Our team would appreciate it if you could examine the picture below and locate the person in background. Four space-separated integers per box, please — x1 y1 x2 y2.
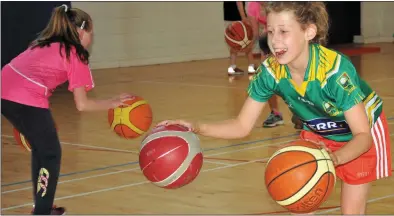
247 1 285 128
223 1 256 76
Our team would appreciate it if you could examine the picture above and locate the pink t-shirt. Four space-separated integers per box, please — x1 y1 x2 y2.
1 43 94 108
247 2 266 26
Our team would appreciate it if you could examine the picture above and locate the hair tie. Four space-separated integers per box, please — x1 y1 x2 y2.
80 21 85 30
62 4 68 12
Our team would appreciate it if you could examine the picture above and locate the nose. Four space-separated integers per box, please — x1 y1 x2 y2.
270 31 281 45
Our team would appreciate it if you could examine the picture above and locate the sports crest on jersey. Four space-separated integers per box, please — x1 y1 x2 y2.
322 101 340 116
336 72 356 94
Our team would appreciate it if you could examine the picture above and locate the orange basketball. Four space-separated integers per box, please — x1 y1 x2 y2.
108 95 153 139
224 21 253 51
139 124 203 189
264 140 336 214
13 128 32 152
12 124 58 152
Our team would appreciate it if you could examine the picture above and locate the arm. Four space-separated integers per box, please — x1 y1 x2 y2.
327 57 371 165
236 2 248 21
67 51 130 111
333 103 373 165
158 65 274 139
72 87 125 111
195 97 266 139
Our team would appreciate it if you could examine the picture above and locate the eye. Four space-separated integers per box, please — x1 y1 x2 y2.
267 30 273 34
280 30 288 34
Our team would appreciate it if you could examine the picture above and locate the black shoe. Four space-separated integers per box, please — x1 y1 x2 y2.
263 111 284 128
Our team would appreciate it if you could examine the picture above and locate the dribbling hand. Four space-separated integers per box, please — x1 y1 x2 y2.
156 120 199 133
305 139 339 166
110 93 134 108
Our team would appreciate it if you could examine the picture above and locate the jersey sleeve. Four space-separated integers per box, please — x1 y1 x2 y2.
67 50 95 92
328 56 366 111
247 65 275 102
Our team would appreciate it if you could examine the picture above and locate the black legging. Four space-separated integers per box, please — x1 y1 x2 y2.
1 99 61 215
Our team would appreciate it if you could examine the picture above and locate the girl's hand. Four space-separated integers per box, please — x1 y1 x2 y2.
304 139 339 166
110 93 135 108
116 93 134 100
323 147 339 166
110 98 129 108
156 120 200 133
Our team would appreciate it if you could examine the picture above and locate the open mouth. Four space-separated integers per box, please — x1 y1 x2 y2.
274 48 288 57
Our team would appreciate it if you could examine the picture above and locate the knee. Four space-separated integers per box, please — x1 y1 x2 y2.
31 133 62 160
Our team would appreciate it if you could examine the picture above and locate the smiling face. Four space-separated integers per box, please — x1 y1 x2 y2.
266 10 316 66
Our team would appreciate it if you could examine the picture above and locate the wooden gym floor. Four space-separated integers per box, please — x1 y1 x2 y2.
2 43 394 215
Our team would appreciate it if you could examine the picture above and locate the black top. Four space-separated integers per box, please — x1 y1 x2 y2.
223 1 245 21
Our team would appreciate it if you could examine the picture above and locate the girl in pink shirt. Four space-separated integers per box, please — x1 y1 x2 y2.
247 2 285 128
1 5 130 215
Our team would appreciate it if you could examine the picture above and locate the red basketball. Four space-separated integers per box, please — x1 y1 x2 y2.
139 124 203 189
265 140 336 213
224 21 254 51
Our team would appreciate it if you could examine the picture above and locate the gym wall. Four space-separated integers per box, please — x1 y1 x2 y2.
356 2 394 43
71 1 394 70
71 2 229 70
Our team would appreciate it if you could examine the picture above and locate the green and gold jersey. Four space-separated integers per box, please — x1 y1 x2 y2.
248 43 383 142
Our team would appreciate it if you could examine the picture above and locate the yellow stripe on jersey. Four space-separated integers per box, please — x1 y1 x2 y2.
316 46 342 87
307 46 317 81
263 57 288 83
260 44 343 94
364 91 383 127
288 79 309 97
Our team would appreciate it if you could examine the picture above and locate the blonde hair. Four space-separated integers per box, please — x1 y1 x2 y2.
30 5 92 64
265 2 329 45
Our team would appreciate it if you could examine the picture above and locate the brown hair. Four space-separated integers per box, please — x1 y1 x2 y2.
265 2 329 45
30 5 92 64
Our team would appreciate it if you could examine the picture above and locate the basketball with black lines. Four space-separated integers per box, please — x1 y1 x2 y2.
224 21 253 51
108 96 153 139
264 140 336 214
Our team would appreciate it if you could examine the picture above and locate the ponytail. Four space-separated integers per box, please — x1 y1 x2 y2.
30 5 92 64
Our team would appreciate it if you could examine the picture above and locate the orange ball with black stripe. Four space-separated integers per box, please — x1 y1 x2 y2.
264 140 336 214
108 95 153 139
13 128 32 152
13 124 58 152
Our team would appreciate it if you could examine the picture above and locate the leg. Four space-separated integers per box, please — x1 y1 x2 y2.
1 99 25 133
341 182 371 214
21 109 62 215
3 100 63 215
225 20 244 76
246 49 256 75
335 111 391 214
246 17 259 75
262 95 284 128
268 95 279 112
31 149 41 205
